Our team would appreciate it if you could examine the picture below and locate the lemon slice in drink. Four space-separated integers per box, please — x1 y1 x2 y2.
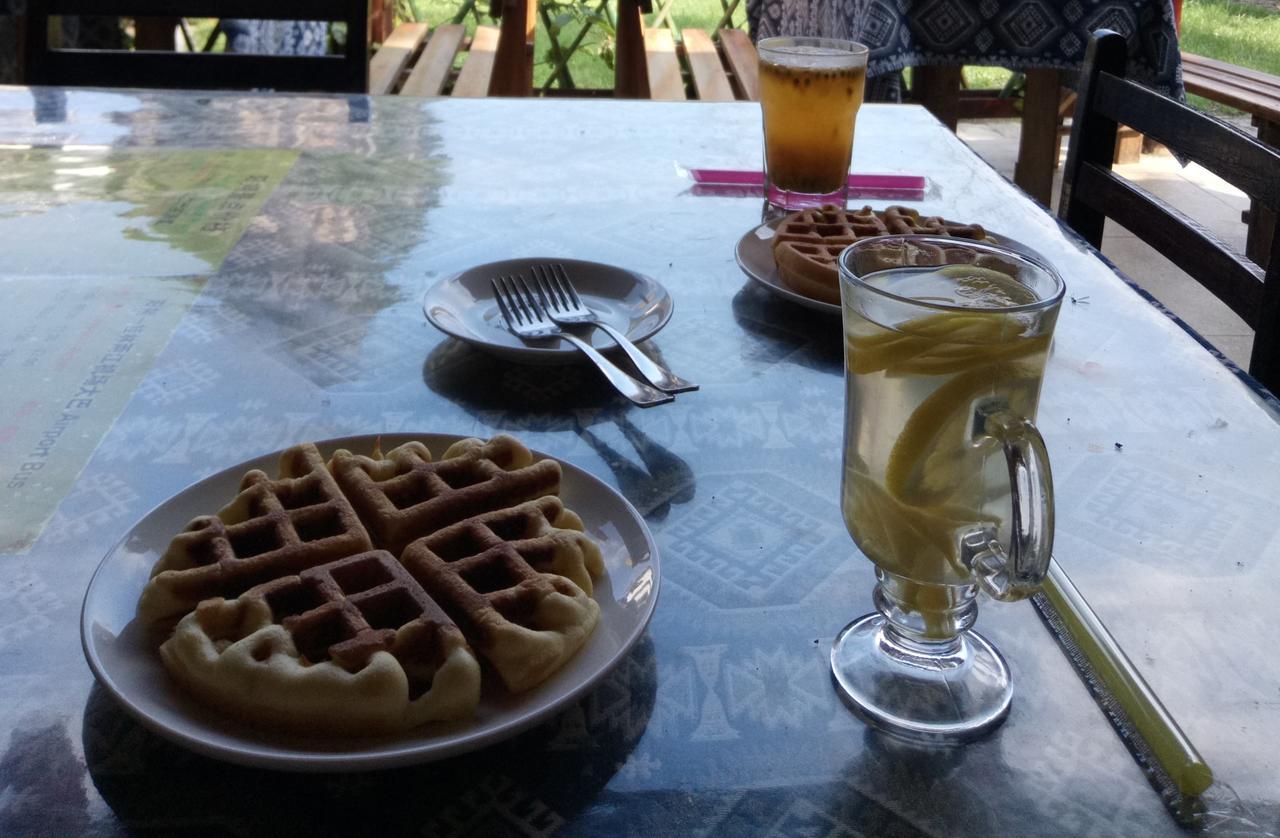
844 462 995 583
883 357 1044 507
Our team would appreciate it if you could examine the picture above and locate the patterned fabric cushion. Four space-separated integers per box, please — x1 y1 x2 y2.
747 0 1183 99
221 20 330 56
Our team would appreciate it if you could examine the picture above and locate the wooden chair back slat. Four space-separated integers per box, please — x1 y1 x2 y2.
27 51 365 92
718 28 758 100
41 0 356 16
1060 29 1280 394
1075 163 1265 323
1092 74 1280 210
25 0 369 92
368 21 429 95
681 28 734 101
399 23 465 97
643 28 685 101
452 25 500 97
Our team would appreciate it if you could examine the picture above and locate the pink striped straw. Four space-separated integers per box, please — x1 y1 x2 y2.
687 169 925 192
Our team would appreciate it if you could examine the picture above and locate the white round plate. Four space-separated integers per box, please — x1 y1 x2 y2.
81 433 660 772
734 220 1040 315
423 258 674 365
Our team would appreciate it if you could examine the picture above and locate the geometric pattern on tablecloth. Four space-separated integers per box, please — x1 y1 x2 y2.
133 357 221 407
40 472 140 543
94 415 186 463
722 645 831 732
179 300 253 344
749 0 1183 98
1064 458 1278 576
662 473 844 609
275 314 427 391
0 569 60 650
916 0 980 50
997 0 1063 54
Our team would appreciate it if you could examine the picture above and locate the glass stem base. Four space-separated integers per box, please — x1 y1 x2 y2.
765 182 848 211
830 573 1012 742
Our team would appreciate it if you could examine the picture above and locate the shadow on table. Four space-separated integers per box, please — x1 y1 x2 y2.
82 636 658 836
422 338 672 414
730 284 843 374
824 727 1036 834
571 413 695 522
421 341 697 522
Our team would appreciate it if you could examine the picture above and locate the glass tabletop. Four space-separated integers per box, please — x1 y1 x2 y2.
0 87 1276 836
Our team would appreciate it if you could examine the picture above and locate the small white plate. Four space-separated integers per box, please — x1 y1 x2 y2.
734 220 1039 316
81 433 660 772
423 258 674 365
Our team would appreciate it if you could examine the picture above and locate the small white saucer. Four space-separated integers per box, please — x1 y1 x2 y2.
423 258 674 365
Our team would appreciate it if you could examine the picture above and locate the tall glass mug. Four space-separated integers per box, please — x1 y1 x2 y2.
831 236 1064 741
758 37 868 210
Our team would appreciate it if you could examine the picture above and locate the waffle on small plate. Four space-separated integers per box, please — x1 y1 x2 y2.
771 205 989 305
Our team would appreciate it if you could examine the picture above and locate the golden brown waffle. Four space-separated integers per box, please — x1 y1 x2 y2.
771 204 989 305
329 436 561 557
402 531 600 694
160 550 481 732
138 444 374 626
140 433 607 731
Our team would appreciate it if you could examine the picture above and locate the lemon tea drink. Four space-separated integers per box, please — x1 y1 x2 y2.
842 262 1053 588
840 239 1062 616
758 37 868 209
830 237 1064 740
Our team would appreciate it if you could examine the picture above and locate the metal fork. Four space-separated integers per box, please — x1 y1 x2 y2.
490 276 673 407
531 264 699 393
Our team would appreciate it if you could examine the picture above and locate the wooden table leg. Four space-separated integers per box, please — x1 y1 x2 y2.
1246 117 1277 270
912 65 960 131
614 0 650 98
134 17 179 51
490 0 535 95
1014 68 1060 206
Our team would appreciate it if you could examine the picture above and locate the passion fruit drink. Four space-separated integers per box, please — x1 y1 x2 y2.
841 265 1054 633
758 37 868 206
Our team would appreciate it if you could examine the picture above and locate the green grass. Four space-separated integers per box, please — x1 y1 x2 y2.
1181 0 1280 112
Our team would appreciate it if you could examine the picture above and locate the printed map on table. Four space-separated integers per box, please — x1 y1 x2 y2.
0 276 206 553
0 147 298 275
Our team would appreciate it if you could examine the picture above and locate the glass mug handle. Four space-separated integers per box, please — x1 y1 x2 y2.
961 401 1055 602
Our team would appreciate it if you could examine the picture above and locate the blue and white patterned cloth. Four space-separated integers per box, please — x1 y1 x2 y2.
747 0 1184 99
221 20 329 56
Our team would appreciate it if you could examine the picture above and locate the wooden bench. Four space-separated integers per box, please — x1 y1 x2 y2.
369 22 496 96
369 22 512 97
634 27 758 101
1182 52 1280 269
369 0 534 97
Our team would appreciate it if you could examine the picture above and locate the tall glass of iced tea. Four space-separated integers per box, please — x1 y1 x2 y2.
758 37 868 210
831 236 1064 742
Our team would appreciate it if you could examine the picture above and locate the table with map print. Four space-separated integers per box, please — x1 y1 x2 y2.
0 86 1277 836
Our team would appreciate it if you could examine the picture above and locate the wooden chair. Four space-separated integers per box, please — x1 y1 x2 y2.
1181 52 1280 268
24 0 369 93
1060 30 1280 393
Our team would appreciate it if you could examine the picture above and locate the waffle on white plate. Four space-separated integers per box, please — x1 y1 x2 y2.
139 434 604 734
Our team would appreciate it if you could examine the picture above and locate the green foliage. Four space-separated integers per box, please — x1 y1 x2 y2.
1182 0 1280 112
